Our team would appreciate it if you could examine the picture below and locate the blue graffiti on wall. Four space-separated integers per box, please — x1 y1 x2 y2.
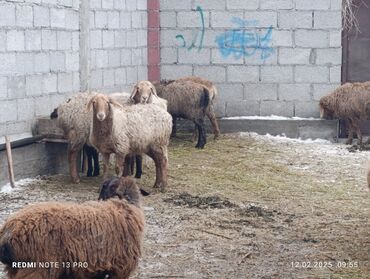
215 17 274 61
175 6 205 52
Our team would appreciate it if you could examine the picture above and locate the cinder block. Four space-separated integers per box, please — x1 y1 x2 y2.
278 11 312 29
295 66 329 83
65 51 79 71
91 0 101 8
108 49 121 68
260 100 294 117
0 3 15 27
16 5 33 27
279 48 311 65
108 11 120 29
160 29 180 47
125 0 136 10
121 49 132 66
72 31 79 51
114 68 126 85
72 72 80 91
0 77 7 100
192 0 225 10
312 83 338 100
271 30 293 47
161 0 191 10
260 0 293 10
193 66 226 82
226 100 259 117
8 76 25 99
96 49 109 68
211 48 244 65
314 11 341 29
33 5 49 27
132 48 144 65
178 48 211 64
58 0 73 7
261 66 294 82
126 30 138 47
0 53 16 75
17 98 35 121
226 0 258 9
95 11 108 28
57 31 72 50
316 48 342 65
244 11 278 28
244 83 278 101
137 0 146 10
34 53 50 73
137 30 147 47
160 11 176 28
42 29 57 50
0 101 17 122
42 73 58 93
65 10 79 30
126 66 138 84
34 95 52 117
114 30 126 48
90 69 103 89
137 65 147 80
103 69 115 87
330 0 342 10
102 30 115 48
50 52 66 72
161 65 192 80
58 72 73 92
161 47 177 64
90 30 102 49
177 11 209 28
329 30 341 47
211 11 243 28
227 65 259 82
278 83 311 101
26 75 43 97
295 30 329 48
296 0 330 10
102 0 114 9
114 0 125 9
132 11 145 28
120 11 131 28
216 83 243 103
25 30 41 51
244 50 278 65
329 66 341 83
0 31 6 51
214 100 226 117
294 101 320 117
16 53 34 74
7 30 25 51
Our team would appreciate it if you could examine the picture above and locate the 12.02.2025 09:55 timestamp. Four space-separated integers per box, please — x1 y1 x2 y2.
291 261 359 269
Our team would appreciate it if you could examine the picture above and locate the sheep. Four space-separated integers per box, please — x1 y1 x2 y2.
87 93 172 190
81 143 100 177
129 80 168 111
319 82 370 145
177 76 221 141
50 92 141 183
153 79 210 149
0 176 145 279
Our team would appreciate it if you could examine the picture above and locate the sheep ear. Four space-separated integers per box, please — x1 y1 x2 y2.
129 85 138 101
109 98 123 108
86 97 95 112
150 85 158 97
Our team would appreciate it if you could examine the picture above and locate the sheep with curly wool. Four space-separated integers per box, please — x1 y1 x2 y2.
0 176 145 279
88 93 172 190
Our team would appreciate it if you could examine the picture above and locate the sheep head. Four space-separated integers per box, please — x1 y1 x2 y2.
87 94 123 122
98 177 143 207
319 96 334 119
130 81 158 104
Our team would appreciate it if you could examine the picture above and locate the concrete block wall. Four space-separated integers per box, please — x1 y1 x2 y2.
89 0 148 93
0 0 80 138
159 0 342 117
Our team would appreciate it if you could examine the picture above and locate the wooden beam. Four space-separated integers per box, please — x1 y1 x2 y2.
5 136 15 188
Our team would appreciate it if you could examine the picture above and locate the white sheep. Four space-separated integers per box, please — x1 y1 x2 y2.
0 177 145 279
87 93 172 190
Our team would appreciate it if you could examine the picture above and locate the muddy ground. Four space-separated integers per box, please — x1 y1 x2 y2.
0 133 369 279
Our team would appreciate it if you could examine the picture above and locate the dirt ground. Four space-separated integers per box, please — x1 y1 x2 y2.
0 132 369 279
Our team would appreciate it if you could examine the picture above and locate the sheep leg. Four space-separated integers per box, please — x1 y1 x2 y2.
147 147 168 191
195 119 207 149
68 147 81 183
346 120 354 145
171 117 177 137
115 155 125 176
81 146 88 174
102 153 111 179
86 147 93 177
92 148 100 176
122 155 134 177
353 121 363 146
135 155 143 178
207 105 220 140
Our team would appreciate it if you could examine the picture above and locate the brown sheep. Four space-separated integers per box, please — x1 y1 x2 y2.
0 177 144 279
319 82 370 145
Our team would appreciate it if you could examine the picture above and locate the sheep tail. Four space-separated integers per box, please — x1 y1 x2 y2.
200 87 210 109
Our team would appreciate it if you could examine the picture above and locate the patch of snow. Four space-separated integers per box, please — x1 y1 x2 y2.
241 132 331 145
0 178 39 194
223 115 320 121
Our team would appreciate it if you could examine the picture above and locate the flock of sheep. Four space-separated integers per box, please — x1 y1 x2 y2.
0 75 369 278
0 76 221 279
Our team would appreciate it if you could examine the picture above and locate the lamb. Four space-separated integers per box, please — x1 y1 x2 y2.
129 80 168 111
319 82 370 145
0 176 145 279
87 93 172 190
50 92 141 183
